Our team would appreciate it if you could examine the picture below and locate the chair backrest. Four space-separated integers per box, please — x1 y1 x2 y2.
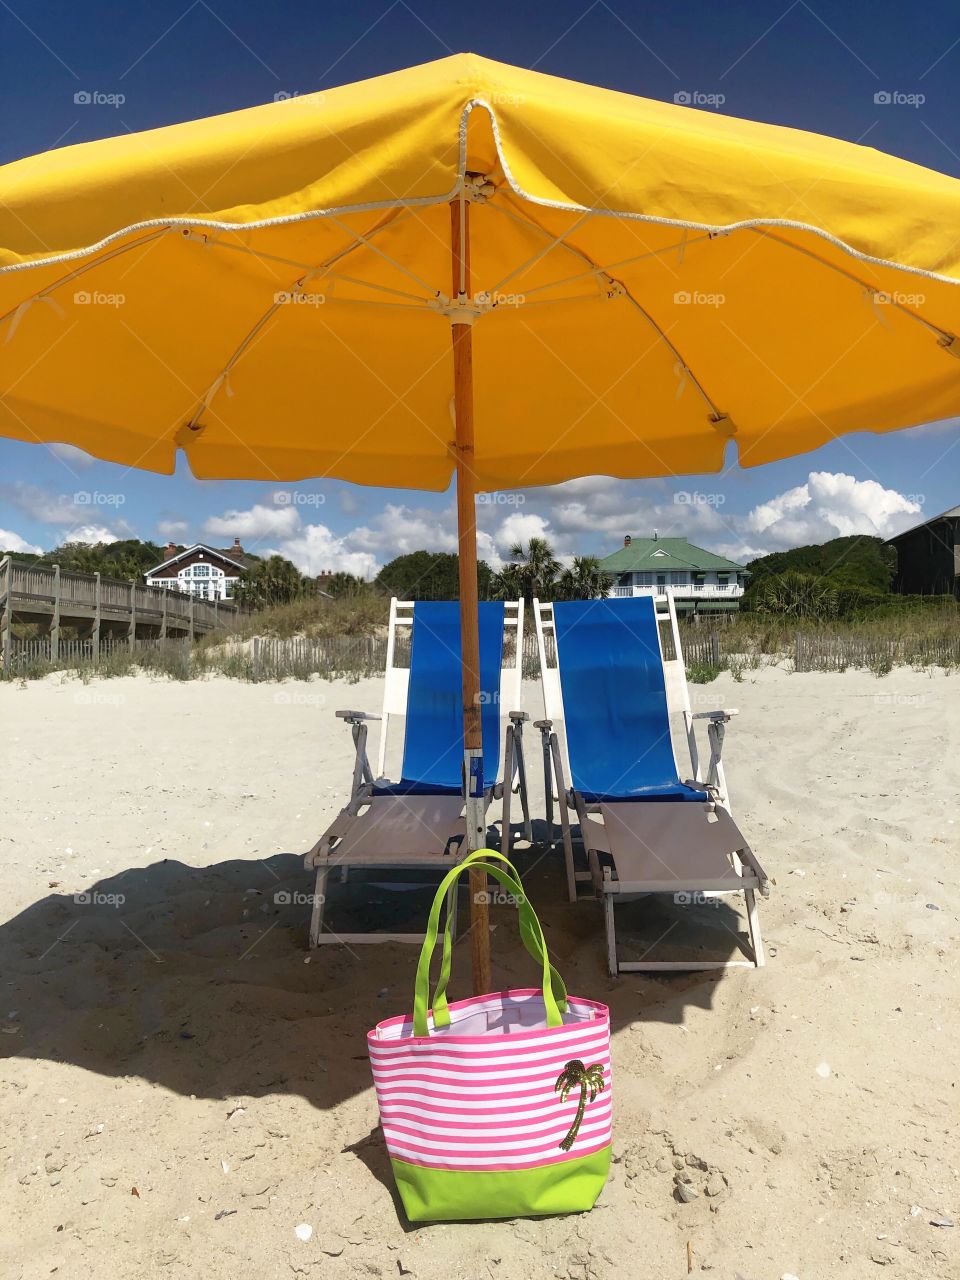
535 596 696 800
376 598 524 787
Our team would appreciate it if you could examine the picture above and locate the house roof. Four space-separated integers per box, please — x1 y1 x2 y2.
146 543 254 574
885 504 960 544
599 537 747 574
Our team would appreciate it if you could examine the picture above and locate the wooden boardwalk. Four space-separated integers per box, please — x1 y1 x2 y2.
0 556 238 664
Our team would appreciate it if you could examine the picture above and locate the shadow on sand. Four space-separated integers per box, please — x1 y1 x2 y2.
0 822 751 1124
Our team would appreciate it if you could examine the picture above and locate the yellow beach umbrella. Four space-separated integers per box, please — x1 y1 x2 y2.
2 53 960 987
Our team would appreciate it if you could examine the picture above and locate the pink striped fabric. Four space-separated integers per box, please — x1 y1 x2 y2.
369 988 612 1172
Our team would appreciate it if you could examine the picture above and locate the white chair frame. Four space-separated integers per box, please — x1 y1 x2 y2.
533 594 769 974
304 598 531 947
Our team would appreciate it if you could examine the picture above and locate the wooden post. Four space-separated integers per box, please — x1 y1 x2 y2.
160 586 167 640
128 579 136 649
1 557 11 670
188 593 195 641
451 194 491 997
92 572 101 661
50 564 61 661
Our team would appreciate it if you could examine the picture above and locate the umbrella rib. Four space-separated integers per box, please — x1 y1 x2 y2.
0 229 170 328
510 233 716 301
492 195 725 423
751 227 958 348
327 211 441 299
182 207 431 430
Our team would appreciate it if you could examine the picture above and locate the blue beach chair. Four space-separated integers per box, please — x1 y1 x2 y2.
304 598 530 947
534 594 769 974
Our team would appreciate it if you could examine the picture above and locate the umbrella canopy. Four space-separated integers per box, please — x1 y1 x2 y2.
2 52 960 487
3 53 959 991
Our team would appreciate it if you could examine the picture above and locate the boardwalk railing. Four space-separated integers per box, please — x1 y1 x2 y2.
1 555 241 665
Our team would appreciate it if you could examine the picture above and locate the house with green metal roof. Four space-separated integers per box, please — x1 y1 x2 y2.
599 534 749 613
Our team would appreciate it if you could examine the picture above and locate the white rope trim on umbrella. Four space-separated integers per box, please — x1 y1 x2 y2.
1 95 959 298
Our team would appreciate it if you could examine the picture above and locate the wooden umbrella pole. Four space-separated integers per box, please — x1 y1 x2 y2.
450 193 491 996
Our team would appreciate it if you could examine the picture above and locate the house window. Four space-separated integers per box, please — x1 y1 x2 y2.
669 572 686 586
194 564 211 577
637 572 653 585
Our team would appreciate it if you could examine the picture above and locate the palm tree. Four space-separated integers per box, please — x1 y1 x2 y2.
556 555 612 601
554 1058 605 1151
492 536 562 602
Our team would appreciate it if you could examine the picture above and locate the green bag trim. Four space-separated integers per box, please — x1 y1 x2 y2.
392 1145 611 1222
412 849 568 1038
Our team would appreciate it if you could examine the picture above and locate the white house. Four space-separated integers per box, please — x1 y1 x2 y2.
145 539 250 601
600 534 749 615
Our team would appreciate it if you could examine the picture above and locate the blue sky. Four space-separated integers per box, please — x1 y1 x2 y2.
1 0 958 572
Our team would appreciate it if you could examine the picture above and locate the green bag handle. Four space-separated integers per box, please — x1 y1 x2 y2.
429 850 568 1031
412 849 568 1038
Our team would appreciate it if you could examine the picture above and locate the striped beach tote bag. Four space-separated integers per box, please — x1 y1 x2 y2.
368 850 612 1222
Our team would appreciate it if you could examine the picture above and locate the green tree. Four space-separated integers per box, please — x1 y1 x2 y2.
555 555 612 601
753 570 839 620
232 555 312 609
375 550 493 600
492 537 562 603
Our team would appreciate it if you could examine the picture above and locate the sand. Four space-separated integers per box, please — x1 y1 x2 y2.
0 665 957 1279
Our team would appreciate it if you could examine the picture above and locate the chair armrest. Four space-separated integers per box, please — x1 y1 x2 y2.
508 710 529 723
690 709 738 722
336 710 382 722
533 718 553 730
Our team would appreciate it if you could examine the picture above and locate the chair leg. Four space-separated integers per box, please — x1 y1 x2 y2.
550 734 577 903
515 730 533 844
540 728 554 848
745 887 765 967
602 871 618 977
308 867 329 949
501 725 515 859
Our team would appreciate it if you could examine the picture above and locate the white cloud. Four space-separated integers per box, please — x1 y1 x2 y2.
157 519 189 539
203 503 300 542
0 528 43 554
271 523 378 579
739 471 922 556
63 525 119 545
47 443 96 469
